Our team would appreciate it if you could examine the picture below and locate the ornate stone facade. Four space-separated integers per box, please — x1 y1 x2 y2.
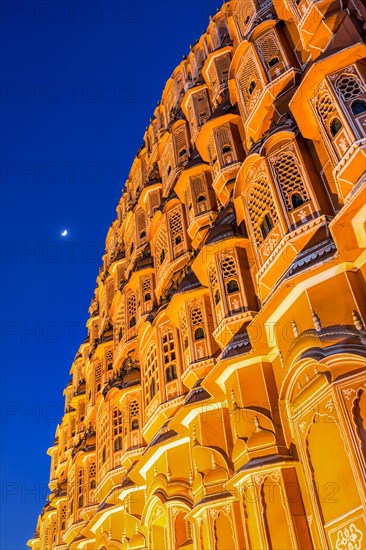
28 1 366 549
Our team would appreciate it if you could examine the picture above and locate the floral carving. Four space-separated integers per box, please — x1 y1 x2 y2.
335 523 363 550
343 388 356 401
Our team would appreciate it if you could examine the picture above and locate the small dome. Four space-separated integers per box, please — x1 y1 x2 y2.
246 421 276 451
204 465 228 485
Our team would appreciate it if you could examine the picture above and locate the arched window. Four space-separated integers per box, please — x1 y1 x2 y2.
99 414 109 471
162 330 177 382
222 144 232 154
106 349 113 371
150 378 156 400
194 327 205 340
127 293 137 331
112 407 123 452
155 227 168 275
227 280 239 294
131 418 139 430
248 80 256 95
260 213 274 239
291 192 304 208
352 99 366 115
114 435 123 451
197 194 206 203
60 504 66 531
268 56 279 67
317 92 340 141
144 292 151 301
214 289 221 305
166 364 177 382
274 151 309 211
248 176 279 245
330 117 342 136
144 344 159 405
160 248 165 264
94 360 102 393
169 209 184 254
77 469 84 508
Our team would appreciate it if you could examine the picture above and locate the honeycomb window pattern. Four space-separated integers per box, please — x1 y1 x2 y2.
98 413 109 469
129 400 139 429
256 30 282 70
149 190 161 215
174 126 189 163
162 138 175 183
221 255 238 279
215 54 231 85
209 263 222 307
115 304 125 343
94 360 102 393
88 460 96 489
193 92 211 126
142 276 152 303
68 472 74 516
336 74 363 102
105 349 113 372
52 517 57 544
60 504 66 531
237 51 262 108
235 0 256 39
155 227 168 274
317 92 340 137
215 126 235 162
77 468 84 508
144 344 159 405
127 292 137 329
248 177 279 245
209 264 219 291
43 521 49 549
179 308 189 351
191 305 205 341
274 152 309 211
190 305 204 326
136 209 147 244
184 186 193 220
169 209 184 251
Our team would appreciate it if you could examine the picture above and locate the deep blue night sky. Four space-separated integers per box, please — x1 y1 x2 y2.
0 1 222 547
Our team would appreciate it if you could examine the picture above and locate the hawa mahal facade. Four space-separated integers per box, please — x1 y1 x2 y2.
29 0 366 548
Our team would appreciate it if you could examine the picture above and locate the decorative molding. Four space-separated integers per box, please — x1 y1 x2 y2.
335 523 363 550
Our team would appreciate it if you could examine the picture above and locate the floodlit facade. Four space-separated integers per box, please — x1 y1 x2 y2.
28 1 366 549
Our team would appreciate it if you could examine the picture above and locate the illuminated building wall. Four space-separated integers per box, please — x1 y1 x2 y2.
29 1 366 548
